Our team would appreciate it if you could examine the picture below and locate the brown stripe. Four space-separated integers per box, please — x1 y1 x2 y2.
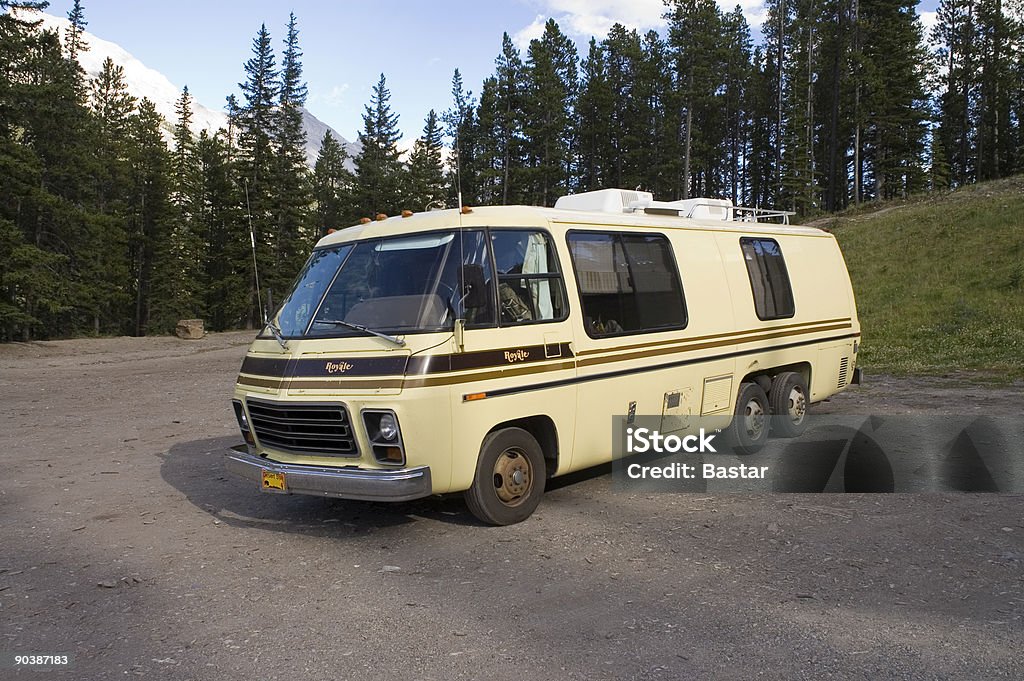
237 375 405 390
403 360 576 388
239 361 577 391
473 331 861 401
577 323 852 368
408 342 574 375
236 324 855 391
237 376 284 389
574 317 852 356
282 379 406 390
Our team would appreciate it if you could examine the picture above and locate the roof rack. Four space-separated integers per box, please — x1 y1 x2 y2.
554 189 795 225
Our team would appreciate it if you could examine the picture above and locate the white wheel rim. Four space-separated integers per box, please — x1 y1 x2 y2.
744 399 766 440
788 386 807 425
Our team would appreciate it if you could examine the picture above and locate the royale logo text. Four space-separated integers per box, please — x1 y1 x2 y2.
325 361 354 374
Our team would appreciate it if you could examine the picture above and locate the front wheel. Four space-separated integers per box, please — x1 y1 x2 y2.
724 382 771 455
464 427 546 526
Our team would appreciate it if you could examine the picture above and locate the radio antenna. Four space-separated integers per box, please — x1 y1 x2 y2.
453 125 463 212
244 178 265 325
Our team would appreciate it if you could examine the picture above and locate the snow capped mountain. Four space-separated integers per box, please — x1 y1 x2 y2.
26 11 358 167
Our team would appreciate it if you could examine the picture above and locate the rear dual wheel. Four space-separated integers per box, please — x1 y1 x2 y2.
725 382 771 455
769 371 809 438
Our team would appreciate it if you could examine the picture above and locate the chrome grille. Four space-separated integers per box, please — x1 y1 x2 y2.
246 399 357 456
838 357 850 388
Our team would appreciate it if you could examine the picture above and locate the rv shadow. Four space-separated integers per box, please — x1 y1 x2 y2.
157 436 480 533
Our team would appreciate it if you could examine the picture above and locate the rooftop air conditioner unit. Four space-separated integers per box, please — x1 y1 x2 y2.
554 189 654 214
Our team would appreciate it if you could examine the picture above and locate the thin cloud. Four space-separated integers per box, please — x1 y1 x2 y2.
310 83 351 109
513 14 547 50
513 0 769 47
919 10 938 34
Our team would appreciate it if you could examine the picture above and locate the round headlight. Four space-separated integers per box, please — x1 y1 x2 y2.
378 413 398 441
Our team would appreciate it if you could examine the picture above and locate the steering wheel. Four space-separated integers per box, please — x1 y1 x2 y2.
435 281 460 324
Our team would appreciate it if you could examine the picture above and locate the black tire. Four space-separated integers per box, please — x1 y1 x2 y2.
769 371 810 438
724 382 770 455
464 427 546 525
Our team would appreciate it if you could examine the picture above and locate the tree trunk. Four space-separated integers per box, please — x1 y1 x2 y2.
853 0 861 205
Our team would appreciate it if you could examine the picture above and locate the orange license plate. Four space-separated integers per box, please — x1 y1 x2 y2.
261 470 287 492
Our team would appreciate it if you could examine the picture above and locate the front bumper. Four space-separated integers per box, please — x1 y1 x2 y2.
224 446 432 502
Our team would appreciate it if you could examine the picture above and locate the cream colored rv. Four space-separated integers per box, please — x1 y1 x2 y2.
224 189 860 524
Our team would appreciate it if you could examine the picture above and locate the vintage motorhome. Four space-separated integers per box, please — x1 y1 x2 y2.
224 189 861 524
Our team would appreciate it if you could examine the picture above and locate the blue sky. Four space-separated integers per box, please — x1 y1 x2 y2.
44 1 940 143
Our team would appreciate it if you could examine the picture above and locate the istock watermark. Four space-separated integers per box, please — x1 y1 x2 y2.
623 426 768 482
625 426 718 454
611 414 1024 493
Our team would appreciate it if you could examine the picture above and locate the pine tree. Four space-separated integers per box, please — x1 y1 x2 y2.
933 0 978 186
973 0 1021 179
475 75 501 203
522 19 578 205
778 0 821 214
443 69 481 206
269 12 312 294
637 30 678 197
486 33 526 204
721 10 753 205
603 24 645 192
126 99 172 334
2 19 96 338
148 88 204 333
576 37 614 192
197 130 249 331
64 0 88 61
312 131 354 233
816 0 856 211
666 0 726 199
89 57 135 211
353 73 404 216
761 0 790 205
235 24 277 326
860 0 929 200
169 86 199 208
747 47 779 208
406 109 446 211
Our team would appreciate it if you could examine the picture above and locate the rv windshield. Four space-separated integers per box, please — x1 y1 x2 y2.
268 230 495 339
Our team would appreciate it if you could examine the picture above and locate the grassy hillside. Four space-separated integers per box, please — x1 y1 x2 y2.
813 176 1024 380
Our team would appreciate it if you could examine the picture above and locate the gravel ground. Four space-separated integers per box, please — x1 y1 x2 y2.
1 332 1022 680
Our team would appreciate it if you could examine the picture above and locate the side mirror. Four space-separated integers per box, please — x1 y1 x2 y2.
460 265 488 310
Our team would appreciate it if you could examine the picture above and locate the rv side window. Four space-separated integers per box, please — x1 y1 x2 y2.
740 237 795 320
567 232 687 338
490 230 568 325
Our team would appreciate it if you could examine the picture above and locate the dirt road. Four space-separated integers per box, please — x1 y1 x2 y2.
2 333 1022 680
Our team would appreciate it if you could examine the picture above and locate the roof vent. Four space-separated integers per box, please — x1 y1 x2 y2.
656 198 733 221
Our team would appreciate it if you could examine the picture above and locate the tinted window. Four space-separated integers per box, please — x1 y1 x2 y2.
740 237 795 320
271 230 497 339
490 230 567 325
567 232 687 337
274 245 353 336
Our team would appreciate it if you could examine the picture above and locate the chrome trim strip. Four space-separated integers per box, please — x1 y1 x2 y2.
223 446 432 502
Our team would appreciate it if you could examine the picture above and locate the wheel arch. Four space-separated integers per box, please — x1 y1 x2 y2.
485 415 559 478
741 361 812 394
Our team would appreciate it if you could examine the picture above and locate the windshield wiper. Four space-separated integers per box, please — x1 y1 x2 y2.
313 319 406 346
266 320 288 350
